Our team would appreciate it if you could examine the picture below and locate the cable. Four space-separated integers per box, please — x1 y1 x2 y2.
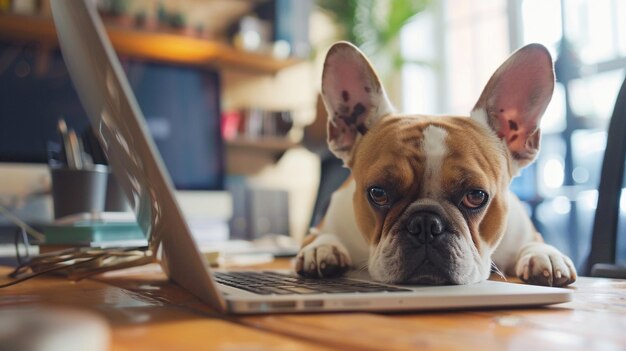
1 246 152 288
0 203 45 243
0 254 105 288
14 227 30 265
0 203 155 288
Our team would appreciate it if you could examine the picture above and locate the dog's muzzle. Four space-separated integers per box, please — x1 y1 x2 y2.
391 209 459 284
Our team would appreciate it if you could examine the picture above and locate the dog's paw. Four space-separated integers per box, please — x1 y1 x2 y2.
295 239 351 278
515 243 577 287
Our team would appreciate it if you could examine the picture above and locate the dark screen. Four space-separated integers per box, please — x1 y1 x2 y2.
0 42 224 190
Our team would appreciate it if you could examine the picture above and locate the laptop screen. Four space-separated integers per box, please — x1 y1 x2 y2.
51 0 227 311
50 1 179 250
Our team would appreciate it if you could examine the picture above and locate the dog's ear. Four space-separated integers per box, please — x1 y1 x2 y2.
471 43 554 174
321 42 394 165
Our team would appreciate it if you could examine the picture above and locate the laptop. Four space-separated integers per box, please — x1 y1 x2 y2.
50 0 572 314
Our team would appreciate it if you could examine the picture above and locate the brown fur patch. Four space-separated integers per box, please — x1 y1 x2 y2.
441 118 509 250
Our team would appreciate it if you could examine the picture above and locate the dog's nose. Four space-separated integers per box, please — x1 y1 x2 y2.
407 212 444 242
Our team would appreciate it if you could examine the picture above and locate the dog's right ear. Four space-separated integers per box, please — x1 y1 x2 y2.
321 42 394 166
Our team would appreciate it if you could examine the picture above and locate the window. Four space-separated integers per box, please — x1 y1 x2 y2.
401 0 626 270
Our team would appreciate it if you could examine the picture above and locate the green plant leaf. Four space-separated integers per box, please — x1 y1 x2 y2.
316 0 432 79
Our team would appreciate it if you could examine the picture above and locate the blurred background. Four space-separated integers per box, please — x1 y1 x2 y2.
0 0 624 272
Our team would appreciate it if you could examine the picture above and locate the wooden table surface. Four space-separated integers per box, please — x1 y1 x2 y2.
1 260 626 351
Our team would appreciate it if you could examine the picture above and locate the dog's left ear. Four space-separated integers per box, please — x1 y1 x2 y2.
321 42 394 165
471 43 554 174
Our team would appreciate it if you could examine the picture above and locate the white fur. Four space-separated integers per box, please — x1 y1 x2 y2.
422 125 448 197
493 192 577 283
491 191 537 274
297 180 370 276
470 108 490 129
317 180 370 267
301 232 351 274
514 242 577 283
367 232 399 282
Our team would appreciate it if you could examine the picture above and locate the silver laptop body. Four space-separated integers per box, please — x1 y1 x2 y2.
50 0 572 314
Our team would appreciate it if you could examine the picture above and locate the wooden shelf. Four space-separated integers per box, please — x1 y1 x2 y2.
0 13 301 73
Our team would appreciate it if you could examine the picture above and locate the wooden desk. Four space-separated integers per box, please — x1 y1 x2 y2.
2 262 626 351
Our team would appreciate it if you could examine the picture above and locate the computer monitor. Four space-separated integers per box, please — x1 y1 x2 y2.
0 41 224 192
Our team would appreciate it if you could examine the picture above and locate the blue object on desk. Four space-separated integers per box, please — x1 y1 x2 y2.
43 221 145 245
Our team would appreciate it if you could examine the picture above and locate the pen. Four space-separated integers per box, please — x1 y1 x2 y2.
68 129 83 169
57 118 74 168
77 133 93 167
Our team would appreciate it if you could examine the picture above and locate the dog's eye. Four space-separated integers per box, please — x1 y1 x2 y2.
461 190 488 209
368 187 390 207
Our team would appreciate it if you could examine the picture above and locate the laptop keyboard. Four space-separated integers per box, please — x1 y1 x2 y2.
214 271 412 295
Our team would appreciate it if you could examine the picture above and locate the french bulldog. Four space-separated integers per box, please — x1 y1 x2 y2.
295 42 577 287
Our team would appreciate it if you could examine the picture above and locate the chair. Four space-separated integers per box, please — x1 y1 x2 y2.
303 95 350 227
586 75 626 277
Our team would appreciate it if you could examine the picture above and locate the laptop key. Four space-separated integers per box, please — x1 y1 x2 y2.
216 271 413 295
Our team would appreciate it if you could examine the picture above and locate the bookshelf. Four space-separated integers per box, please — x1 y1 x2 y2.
0 12 304 170
0 13 301 74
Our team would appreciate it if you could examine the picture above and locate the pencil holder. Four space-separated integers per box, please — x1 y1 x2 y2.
104 171 131 212
50 165 109 219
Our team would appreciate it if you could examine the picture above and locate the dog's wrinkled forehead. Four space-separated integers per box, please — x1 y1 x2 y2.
352 115 508 193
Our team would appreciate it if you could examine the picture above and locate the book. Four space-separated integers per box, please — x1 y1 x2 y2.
43 221 145 245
